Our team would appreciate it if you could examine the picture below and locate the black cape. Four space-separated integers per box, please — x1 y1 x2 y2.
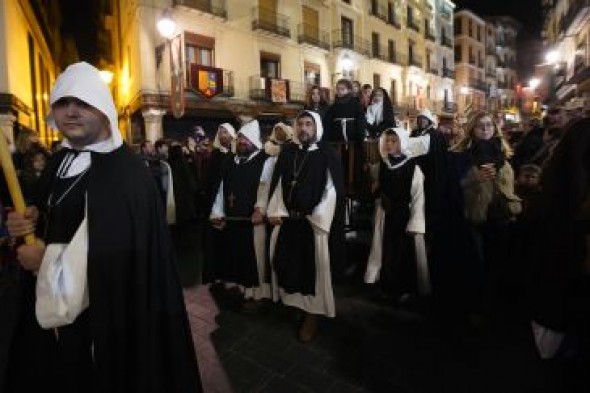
7 145 201 393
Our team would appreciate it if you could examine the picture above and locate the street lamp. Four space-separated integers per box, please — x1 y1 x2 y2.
99 70 114 85
529 78 540 90
157 8 177 40
545 50 560 64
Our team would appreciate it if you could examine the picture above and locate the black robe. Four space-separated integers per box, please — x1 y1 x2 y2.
378 160 418 296
5 146 201 393
270 143 345 294
214 152 268 287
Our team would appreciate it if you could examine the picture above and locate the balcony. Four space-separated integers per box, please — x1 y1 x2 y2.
486 68 497 78
252 7 290 38
373 46 406 66
425 28 436 41
389 14 402 29
408 18 420 32
469 78 487 91
369 2 388 23
442 67 455 78
333 30 370 56
558 0 590 35
440 8 451 20
441 35 453 48
249 75 299 102
486 44 495 53
438 100 457 113
173 0 227 19
427 66 439 75
469 56 476 65
409 54 423 68
569 57 590 84
297 24 330 50
497 81 510 89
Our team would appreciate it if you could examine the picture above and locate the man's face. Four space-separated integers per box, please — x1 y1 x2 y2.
517 171 540 188
296 116 317 144
142 141 154 155
311 89 321 103
474 115 495 141
417 116 430 129
51 96 110 149
157 144 169 158
336 83 350 98
218 127 232 147
237 134 255 155
274 126 288 143
32 153 47 172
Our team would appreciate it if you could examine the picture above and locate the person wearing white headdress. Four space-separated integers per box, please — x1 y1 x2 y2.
4 62 201 392
264 122 294 157
209 120 275 306
364 128 429 304
267 110 345 342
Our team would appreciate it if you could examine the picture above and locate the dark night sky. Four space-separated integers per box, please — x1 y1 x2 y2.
59 0 99 63
454 0 545 80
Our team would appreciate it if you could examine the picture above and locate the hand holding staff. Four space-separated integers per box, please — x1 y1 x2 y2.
0 132 35 245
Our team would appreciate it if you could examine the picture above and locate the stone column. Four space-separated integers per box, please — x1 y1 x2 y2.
0 113 16 147
141 108 166 142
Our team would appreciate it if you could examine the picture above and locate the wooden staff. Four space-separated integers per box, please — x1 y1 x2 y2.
0 133 35 245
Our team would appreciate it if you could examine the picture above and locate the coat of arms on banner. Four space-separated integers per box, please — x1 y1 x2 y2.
190 64 224 99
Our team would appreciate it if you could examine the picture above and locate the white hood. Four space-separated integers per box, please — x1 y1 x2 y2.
417 108 437 128
47 62 122 153
293 110 323 144
213 123 236 153
238 120 262 150
269 122 294 143
379 127 412 169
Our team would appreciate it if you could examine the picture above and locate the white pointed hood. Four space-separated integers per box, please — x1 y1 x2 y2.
379 127 412 169
47 62 122 153
213 123 236 153
417 108 437 128
237 119 262 150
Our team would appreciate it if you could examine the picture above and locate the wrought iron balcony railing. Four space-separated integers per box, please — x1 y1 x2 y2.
332 30 370 56
442 67 455 78
441 35 453 48
408 18 420 32
409 54 423 68
251 7 290 38
173 0 227 19
297 24 330 50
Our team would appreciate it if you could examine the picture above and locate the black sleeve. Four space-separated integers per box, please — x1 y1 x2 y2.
354 102 367 141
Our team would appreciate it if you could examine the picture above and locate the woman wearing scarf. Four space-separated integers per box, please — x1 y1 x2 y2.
264 122 294 157
365 88 395 139
303 85 329 121
448 111 521 321
364 128 429 304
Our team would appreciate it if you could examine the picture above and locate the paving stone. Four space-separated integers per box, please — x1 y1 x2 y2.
256 375 310 393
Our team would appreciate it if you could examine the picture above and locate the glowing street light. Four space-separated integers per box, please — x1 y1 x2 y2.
545 50 559 64
157 8 177 40
529 78 540 90
341 54 353 72
99 70 114 85
459 86 470 94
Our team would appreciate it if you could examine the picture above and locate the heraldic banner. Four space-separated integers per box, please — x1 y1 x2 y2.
190 64 224 99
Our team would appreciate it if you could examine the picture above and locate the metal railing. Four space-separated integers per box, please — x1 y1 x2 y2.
332 30 370 56
369 1 388 22
442 67 455 78
173 0 227 18
427 66 439 75
441 35 453 48
469 78 487 91
408 18 420 32
486 68 497 78
425 28 436 41
297 24 330 50
409 54 423 68
437 100 457 113
251 7 290 38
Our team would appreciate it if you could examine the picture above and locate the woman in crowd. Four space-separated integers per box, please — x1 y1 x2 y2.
304 85 329 121
264 122 293 157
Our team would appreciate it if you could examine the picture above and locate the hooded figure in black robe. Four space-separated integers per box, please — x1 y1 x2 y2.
208 120 275 300
267 110 344 342
3 62 201 393
527 117 590 361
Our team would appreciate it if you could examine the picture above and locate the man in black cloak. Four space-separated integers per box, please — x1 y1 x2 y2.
4 62 201 393
268 110 345 342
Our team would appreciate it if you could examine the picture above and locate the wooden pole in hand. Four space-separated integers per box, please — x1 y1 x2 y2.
0 132 35 245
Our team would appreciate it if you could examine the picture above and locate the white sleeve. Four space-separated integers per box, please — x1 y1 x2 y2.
406 166 426 234
255 157 277 214
209 181 225 219
308 170 337 233
267 177 289 218
407 134 431 158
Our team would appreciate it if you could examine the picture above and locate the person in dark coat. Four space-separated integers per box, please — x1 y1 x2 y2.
19 149 50 203
3 62 201 393
365 87 395 139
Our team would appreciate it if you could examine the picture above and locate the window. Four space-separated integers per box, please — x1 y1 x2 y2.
477 26 481 41
426 50 431 68
388 39 395 62
341 16 354 47
372 32 380 56
407 6 413 24
343 0 350 3
388 2 395 24
468 20 472 37
390 79 397 104
185 32 215 69
444 88 449 104
371 0 378 14
408 40 414 62
454 17 462 34
443 57 447 70
454 44 461 62
260 52 280 78
427 85 431 99
304 61 320 88
373 73 381 89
